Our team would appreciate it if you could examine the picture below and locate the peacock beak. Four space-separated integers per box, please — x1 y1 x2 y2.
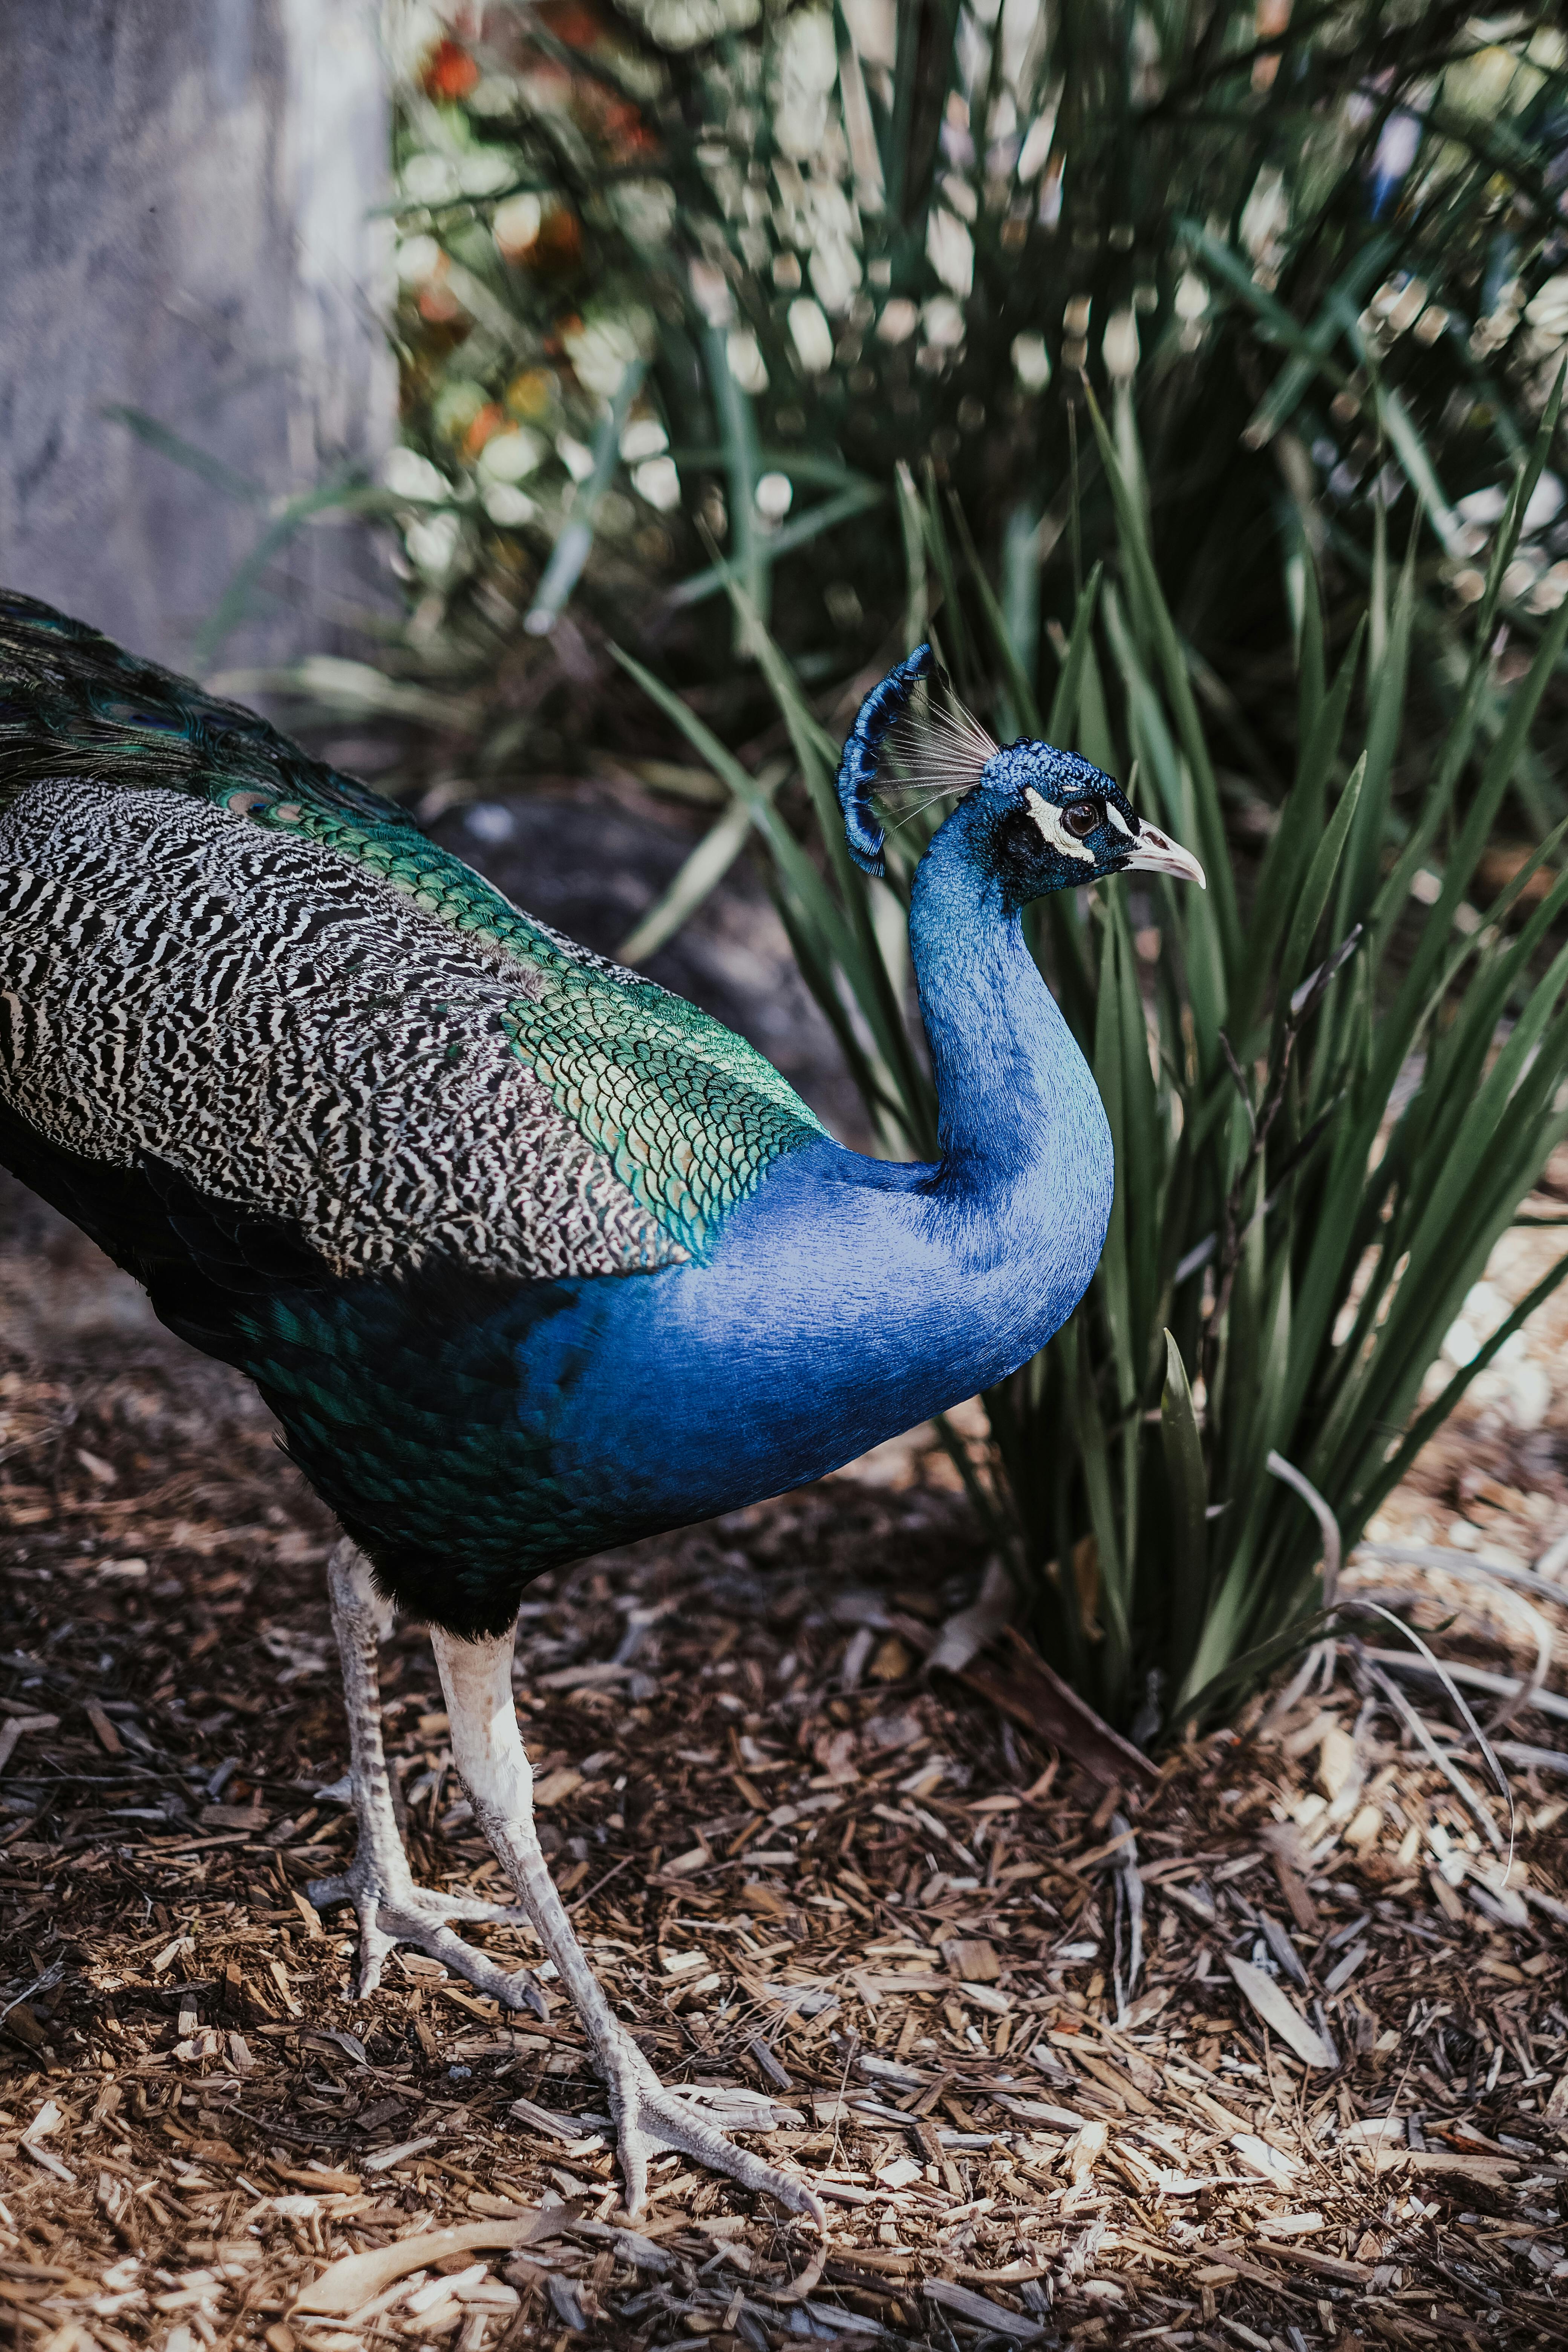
1124 819 1206 889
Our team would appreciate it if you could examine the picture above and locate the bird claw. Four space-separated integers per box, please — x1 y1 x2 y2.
310 1867 548 2018
593 2023 825 2227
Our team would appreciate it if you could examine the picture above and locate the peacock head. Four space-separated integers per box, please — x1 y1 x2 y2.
837 643 1205 900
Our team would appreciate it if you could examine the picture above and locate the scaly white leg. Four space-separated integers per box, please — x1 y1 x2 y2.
309 1540 545 2016
431 1620 824 2226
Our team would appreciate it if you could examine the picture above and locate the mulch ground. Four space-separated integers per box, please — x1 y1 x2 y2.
2 1178 1566 2352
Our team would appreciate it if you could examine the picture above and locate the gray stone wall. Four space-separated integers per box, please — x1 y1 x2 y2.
0 0 394 677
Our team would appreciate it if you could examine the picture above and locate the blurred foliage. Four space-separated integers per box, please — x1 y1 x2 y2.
370 0 1568 792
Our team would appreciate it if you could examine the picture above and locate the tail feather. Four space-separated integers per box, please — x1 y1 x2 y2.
0 587 402 831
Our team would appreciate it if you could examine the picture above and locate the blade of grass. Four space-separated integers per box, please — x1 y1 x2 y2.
526 361 646 636
1084 388 1242 977
616 764 787 965
1160 1331 1208 1694
669 481 885 609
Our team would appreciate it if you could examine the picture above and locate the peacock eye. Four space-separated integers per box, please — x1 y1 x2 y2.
1064 799 1101 839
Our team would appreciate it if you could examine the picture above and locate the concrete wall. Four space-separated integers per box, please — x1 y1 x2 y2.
0 0 395 679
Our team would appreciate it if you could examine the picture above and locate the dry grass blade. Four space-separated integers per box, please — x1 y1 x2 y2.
951 1628 1160 1790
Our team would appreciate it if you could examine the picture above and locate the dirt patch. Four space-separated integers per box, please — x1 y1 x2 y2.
1 1178 1566 2349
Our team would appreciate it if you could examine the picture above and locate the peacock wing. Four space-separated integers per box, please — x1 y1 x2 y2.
0 591 825 1282
491 920 827 1261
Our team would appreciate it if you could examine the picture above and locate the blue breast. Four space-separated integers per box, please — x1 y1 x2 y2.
531 1110 1110 1530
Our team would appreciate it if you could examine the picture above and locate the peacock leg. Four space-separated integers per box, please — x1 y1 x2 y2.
309 1539 545 2016
430 1621 825 2228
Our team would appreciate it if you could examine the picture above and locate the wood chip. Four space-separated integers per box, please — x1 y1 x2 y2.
532 1768 584 1806
941 1937 1001 1981
83 1700 123 1755
1260 2244 1374 2286
1375 2149 1526 2181
1231 2133 1300 2182
954 1629 1160 1790
1222 1954 1338 2068
926 2277 1045 2339
0 1713 60 1773
362 2135 443 2173
294 2216 565 2314
950 2259 1053 2283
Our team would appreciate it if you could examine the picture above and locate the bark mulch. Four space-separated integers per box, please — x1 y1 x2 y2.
2 1185 1566 2352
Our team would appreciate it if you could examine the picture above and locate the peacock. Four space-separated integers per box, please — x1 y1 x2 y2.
0 591 1202 2221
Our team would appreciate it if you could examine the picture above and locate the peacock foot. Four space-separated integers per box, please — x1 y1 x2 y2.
426 1619 824 2225
309 1856 547 2016
591 2017 826 2226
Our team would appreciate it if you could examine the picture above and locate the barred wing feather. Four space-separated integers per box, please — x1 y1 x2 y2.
0 591 824 1285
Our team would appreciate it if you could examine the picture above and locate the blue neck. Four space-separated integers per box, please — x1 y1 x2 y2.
372 796 1119 1579
909 794 1100 1246
511 805 1117 1533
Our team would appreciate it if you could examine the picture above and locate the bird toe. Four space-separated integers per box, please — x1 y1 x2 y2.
314 1865 544 2015
594 2026 824 2228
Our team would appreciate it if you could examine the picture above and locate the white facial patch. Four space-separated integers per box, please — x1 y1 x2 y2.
1106 801 1134 838
1025 786 1093 862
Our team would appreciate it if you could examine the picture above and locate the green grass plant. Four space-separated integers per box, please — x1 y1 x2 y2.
623 378 1568 1736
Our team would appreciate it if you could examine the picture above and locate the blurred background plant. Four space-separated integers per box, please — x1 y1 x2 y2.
256 0 1568 809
